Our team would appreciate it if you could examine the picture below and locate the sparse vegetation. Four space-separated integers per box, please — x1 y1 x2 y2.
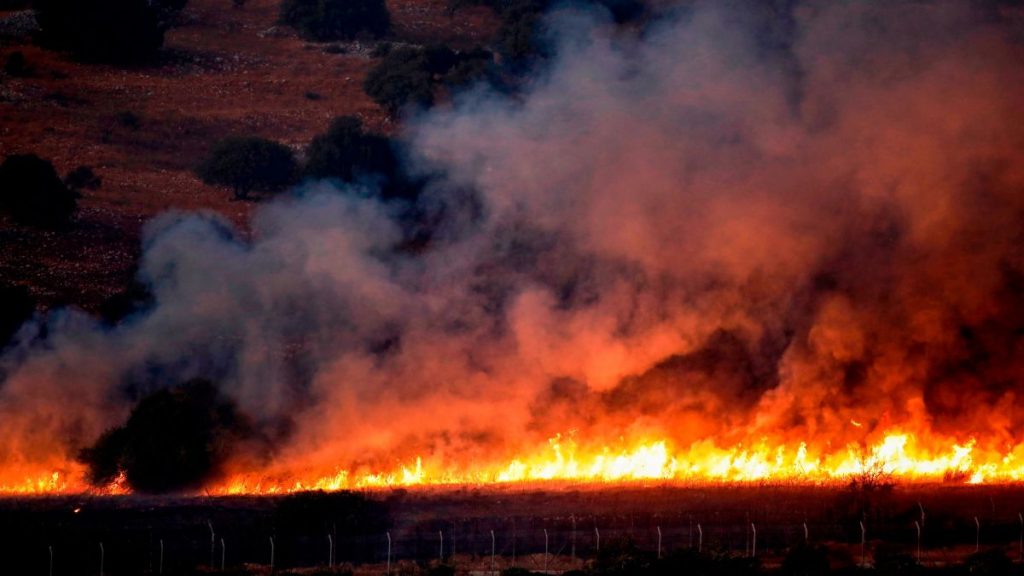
32 0 180 64
279 0 390 42
0 153 78 228
196 136 299 200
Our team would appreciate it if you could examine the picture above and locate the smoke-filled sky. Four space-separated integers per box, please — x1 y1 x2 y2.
2 0 1024 487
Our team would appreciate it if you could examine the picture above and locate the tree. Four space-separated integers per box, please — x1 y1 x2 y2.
363 45 492 113
64 165 102 192
32 0 174 64
279 0 389 42
305 116 425 200
305 116 397 182
0 284 34 350
79 378 252 493
0 154 78 228
196 136 298 200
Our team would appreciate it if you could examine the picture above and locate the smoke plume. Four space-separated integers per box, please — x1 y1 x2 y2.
2 0 1024 490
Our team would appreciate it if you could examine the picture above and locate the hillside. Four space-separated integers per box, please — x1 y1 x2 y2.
0 0 498 310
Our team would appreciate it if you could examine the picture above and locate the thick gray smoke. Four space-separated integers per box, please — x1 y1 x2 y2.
2 1 1024 487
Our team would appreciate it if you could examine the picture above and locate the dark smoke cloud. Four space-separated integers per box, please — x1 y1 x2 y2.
2 0 1024 486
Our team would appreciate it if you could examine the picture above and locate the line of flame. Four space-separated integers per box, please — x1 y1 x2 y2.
5 429 1023 496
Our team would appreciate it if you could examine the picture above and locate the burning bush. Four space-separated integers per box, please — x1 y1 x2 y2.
32 0 174 64
279 0 389 42
196 136 299 200
79 378 255 493
0 153 78 228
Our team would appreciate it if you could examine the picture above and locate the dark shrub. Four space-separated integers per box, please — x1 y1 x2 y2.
305 116 398 183
963 548 1013 575
279 0 389 41
872 543 918 574
79 378 252 492
0 153 78 228
115 110 141 129
32 0 170 64
99 279 153 325
363 46 439 112
364 45 492 112
64 165 101 192
4 51 30 77
781 545 830 576
0 284 34 349
196 136 298 200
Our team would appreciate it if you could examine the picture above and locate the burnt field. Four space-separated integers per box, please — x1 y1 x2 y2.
3 484 1024 575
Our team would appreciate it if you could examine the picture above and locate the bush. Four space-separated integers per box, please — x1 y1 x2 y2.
279 0 389 41
196 136 298 200
99 279 153 325
79 378 253 493
64 165 101 192
32 0 174 64
4 51 30 77
0 154 78 228
363 45 492 112
963 548 1013 575
0 284 34 350
305 116 397 183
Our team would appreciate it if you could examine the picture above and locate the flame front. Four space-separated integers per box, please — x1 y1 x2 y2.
5 430 1024 496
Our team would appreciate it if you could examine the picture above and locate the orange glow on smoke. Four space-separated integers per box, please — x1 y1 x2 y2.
4 430 1024 496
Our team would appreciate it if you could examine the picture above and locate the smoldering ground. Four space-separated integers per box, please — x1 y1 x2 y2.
1 0 1024 491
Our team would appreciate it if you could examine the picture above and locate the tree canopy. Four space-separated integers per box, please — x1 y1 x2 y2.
32 0 180 63
79 378 253 493
279 0 390 42
0 154 78 228
196 136 298 200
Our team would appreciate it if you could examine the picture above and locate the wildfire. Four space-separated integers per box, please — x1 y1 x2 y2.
6 430 1024 496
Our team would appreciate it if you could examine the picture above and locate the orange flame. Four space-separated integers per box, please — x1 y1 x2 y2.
6 429 1024 496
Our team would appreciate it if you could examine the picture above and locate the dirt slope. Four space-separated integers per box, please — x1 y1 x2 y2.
0 0 497 310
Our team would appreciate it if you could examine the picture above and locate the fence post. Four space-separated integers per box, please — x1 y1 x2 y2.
697 524 703 554
859 521 866 568
269 536 275 574
208 521 215 569
387 531 392 576
99 542 105 576
657 526 662 560
571 515 576 562
974 517 980 553
544 528 549 572
751 523 756 558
